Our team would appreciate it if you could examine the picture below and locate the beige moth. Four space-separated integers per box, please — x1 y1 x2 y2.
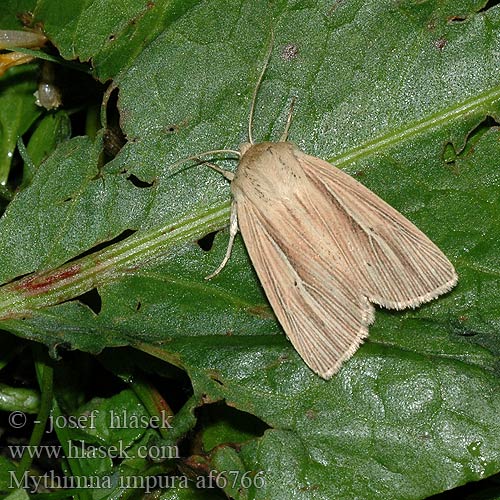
183 41 458 379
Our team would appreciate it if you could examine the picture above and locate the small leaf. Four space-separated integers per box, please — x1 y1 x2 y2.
0 65 41 185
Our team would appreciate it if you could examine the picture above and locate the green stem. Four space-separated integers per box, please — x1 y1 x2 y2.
49 400 92 500
330 85 500 167
131 377 174 440
16 346 53 480
0 202 230 320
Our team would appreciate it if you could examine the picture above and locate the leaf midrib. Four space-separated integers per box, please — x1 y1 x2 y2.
330 84 500 166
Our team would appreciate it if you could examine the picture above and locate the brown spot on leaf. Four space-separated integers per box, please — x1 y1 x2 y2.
434 38 447 50
327 0 343 15
246 304 274 319
281 43 299 61
306 409 317 420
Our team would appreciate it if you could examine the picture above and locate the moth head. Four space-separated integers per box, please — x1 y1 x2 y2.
239 142 253 156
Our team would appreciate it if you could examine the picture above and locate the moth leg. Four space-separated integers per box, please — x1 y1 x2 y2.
202 161 234 181
205 200 238 280
279 96 296 142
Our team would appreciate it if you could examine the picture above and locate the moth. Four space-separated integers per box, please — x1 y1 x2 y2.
183 42 458 379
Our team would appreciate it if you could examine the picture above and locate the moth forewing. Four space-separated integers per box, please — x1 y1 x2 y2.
296 151 458 308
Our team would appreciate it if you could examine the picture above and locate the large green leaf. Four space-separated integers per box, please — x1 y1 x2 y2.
0 0 499 498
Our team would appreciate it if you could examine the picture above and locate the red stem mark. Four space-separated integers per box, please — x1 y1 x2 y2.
15 264 81 295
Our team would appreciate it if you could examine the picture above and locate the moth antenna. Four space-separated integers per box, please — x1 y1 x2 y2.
248 30 275 145
279 96 296 142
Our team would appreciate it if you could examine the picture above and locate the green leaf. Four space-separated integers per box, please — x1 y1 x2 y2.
73 390 149 446
3 488 30 500
0 1 38 29
0 64 41 185
24 110 71 179
0 383 39 413
160 483 225 500
0 1 499 499
0 456 18 494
